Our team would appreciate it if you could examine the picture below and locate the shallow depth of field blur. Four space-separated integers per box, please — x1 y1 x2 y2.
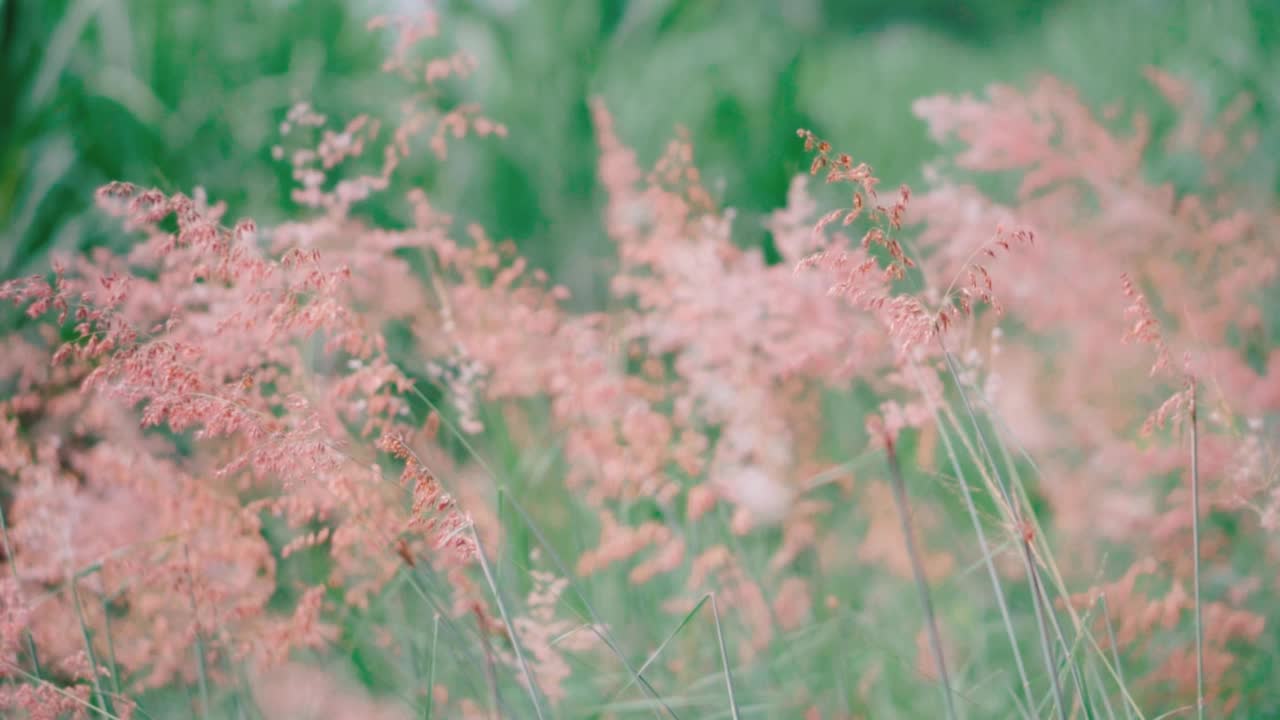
2 1 1279 718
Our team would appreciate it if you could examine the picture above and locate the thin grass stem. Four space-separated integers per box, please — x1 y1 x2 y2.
499 489 678 718
1034 565 1091 716
400 565 512 712
708 594 742 720
1027 550 1068 720
424 613 440 720
1189 380 1205 720
938 341 1065 719
472 528 549 720
883 436 958 720
1099 594 1136 720
100 595 123 700
911 359 1036 712
976 391 1146 718
1 659 128 720
182 547 211 719
70 578 114 717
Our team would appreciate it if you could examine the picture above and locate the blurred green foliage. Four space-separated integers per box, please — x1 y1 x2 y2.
2 0 1277 293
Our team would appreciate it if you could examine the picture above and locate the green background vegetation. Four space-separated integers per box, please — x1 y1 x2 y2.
3 0 1277 296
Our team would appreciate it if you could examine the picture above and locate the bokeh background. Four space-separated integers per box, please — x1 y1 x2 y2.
3 0 1277 297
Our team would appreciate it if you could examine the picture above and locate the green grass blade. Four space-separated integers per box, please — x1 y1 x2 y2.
709 594 742 720
500 487 677 717
472 527 549 720
912 358 1036 712
1189 381 1205 720
70 578 115 717
884 436 958 720
424 613 439 720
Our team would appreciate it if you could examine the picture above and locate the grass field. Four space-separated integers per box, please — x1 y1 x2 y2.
2 1 1279 718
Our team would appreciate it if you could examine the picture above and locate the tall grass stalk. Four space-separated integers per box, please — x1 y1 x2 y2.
498 488 679 717
182 546 211 718
882 434 958 720
1189 379 1205 720
99 595 123 702
961 364 1152 719
978 394 1147 718
415 379 681 718
911 360 1036 713
1099 594 1136 720
1087 655 1120 720
1 661 128 720
425 613 440 720
938 341 1067 720
400 565 512 712
413 384 678 711
1035 566 1091 714
709 594 742 720
1027 554 1068 720
70 578 114 717
472 528 549 720
981 406 1089 711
